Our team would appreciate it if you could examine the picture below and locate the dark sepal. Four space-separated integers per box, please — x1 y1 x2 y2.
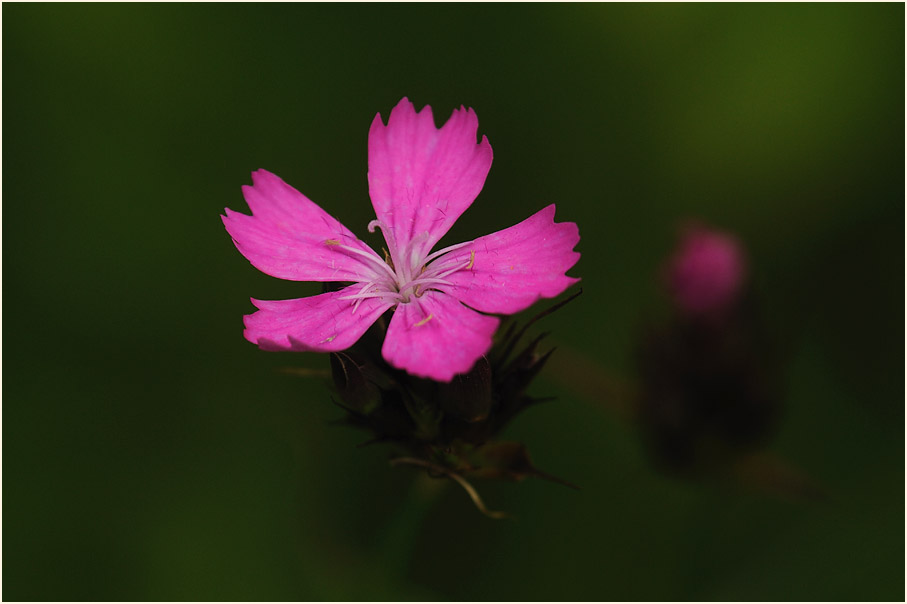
338 390 416 442
453 441 578 489
493 288 583 370
400 388 443 443
330 352 382 415
495 333 555 418
436 355 494 422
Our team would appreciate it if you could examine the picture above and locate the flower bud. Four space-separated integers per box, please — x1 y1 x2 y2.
640 223 778 474
665 224 746 316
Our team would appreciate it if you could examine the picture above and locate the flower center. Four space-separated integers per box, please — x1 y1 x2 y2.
328 221 475 312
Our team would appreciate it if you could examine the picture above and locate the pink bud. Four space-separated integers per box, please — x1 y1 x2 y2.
665 224 746 315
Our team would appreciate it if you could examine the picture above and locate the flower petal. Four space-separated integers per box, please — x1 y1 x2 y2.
244 286 393 352
223 169 382 282
382 291 500 382
437 205 581 315
368 98 493 260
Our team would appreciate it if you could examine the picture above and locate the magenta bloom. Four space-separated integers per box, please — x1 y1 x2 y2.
665 224 746 315
223 98 580 381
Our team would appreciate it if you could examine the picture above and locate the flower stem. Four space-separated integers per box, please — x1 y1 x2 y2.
390 457 511 519
373 471 446 578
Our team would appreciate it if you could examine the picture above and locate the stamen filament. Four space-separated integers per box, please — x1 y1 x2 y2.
421 240 474 266
335 224 479 310
421 254 476 281
368 220 408 286
337 289 403 302
399 276 455 292
403 232 432 280
344 279 384 299
330 243 397 281
340 287 403 313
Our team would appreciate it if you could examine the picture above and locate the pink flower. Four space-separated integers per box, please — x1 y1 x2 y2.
223 98 580 382
665 223 746 315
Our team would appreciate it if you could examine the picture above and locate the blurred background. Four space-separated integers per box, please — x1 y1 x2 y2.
3 4 903 600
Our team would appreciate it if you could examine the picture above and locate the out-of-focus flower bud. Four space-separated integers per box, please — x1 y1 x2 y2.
640 222 779 475
665 224 746 316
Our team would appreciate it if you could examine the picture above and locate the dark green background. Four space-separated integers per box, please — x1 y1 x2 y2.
4 4 903 601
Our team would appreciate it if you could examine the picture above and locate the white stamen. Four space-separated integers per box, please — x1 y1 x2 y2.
403 232 432 281
399 276 455 292
331 243 397 281
335 219 479 310
420 253 476 282
337 286 402 303
421 240 474 266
